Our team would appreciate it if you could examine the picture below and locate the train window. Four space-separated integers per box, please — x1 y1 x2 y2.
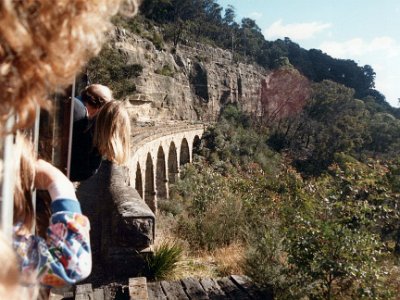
0 83 76 237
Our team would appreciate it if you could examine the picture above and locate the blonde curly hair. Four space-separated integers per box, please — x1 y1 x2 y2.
0 0 139 132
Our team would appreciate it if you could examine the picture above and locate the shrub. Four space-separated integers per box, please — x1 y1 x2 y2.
244 222 293 298
155 64 174 77
166 103 400 298
87 46 143 99
145 240 183 281
287 215 390 299
150 31 164 51
243 167 397 299
111 14 144 34
174 165 248 250
158 199 183 216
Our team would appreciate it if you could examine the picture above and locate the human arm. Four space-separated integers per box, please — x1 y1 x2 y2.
14 160 92 287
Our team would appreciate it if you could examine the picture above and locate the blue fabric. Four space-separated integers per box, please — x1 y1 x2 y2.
51 199 82 214
13 205 91 287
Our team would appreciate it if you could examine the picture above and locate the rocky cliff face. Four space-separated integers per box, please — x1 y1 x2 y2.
112 28 267 123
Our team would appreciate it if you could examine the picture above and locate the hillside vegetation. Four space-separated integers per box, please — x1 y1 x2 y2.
88 2 400 298
165 104 400 298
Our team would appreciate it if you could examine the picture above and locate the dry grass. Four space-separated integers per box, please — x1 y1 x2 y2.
155 212 246 280
212 242 245 276
155 212 176 243
173 243 245 280
174 253 218 279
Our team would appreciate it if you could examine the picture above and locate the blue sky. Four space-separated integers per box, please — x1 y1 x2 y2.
217 0 400 107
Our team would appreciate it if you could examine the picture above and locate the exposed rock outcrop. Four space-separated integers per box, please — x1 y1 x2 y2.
112 29 267 123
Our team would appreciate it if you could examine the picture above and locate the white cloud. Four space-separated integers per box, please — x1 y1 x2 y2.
319 37 400 59
248 12 262 20
375 73 400 107
318 37 400 107
264 19 331 41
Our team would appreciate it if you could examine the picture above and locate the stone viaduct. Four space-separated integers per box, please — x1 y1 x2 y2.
128 123 204 212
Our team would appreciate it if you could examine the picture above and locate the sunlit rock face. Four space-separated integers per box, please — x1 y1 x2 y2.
113 29 266 123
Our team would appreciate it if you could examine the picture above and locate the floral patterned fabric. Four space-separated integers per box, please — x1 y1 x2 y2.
13 199 91 288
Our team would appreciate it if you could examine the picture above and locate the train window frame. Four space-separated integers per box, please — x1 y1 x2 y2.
0 116 16 237
0 82 76 238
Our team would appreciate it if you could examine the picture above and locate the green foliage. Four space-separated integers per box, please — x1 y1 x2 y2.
145 240 183 280
202 105 280 174
157 199 184 216
244 222 291 296
150 31 164 50
166 103 400 298
266 79 400 175
366 113 400 155
174 164 248 250
325 160 400 249
111 14 143 34
387 159 400 192
273 56 291 68
87 46 142 99
242 163 398 299
245 218 392 299
287 216 389 299
155 64 174 77
220 104 251 127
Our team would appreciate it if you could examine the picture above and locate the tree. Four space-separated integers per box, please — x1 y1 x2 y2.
366 112 400 156
237 18 264 60
223 5 235 25
260 67 310 125
288 215 387 299
86 46 142 99
258 39 289 69
296 81 369 172
286 38 315 79
243 163 395 299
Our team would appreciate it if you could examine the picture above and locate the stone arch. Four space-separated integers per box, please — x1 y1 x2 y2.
135 162 143 198
145 153 156 212
156 146 167 200
168 142 178 184
193 135 201 156
180 138 190 166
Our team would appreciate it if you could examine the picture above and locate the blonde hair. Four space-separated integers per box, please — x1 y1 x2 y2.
94 101 131 165
0 0 139 132
13 134 36 232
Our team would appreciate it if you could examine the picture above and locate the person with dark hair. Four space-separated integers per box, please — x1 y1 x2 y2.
70 84 113 181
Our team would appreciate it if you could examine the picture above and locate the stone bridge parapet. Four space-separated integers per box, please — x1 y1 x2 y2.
129 123 205 212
